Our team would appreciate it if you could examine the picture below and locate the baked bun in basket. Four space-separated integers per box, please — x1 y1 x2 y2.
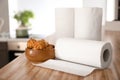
25 38 55 63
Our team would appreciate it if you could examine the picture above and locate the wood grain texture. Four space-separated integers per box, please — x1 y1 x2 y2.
0 30 120 80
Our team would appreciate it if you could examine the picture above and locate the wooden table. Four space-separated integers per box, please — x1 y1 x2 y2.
0 31 120 80
0 54 115 80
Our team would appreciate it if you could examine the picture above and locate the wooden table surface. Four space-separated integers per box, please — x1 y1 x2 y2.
0 54 114 80
0 31 120 80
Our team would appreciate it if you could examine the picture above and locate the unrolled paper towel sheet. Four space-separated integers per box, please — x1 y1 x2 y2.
32 59 95 76
32 38 112 76
74 8 102 40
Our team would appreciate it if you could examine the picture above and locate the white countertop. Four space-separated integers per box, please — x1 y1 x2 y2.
0 37 43 42
105 21 120 31
0 38 29 42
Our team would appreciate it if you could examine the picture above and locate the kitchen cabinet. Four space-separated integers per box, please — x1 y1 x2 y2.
8 41 26 61
0 38 28 68
0 42 9 68
118 0 120 20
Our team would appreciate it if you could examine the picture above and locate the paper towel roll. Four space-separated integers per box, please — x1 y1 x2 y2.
55 8 74 39
32 38 112 76
55 38 112 68
74 8 102 40
45 8 74 44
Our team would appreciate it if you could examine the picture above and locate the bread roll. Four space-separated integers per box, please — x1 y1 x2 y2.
25 38 55 63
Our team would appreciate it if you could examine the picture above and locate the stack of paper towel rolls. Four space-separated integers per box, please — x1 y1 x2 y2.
45 8 103 43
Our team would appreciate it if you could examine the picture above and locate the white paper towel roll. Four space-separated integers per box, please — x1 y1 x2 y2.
32 38 112 76
55 8 74 39
55 38 112 68
45 8 74 45
74 8 102 40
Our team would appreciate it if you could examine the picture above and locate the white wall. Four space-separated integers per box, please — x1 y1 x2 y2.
8 0 18 38
107 0 118 21
83 0 118 22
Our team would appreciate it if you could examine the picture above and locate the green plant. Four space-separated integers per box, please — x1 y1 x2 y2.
14 10 34 27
